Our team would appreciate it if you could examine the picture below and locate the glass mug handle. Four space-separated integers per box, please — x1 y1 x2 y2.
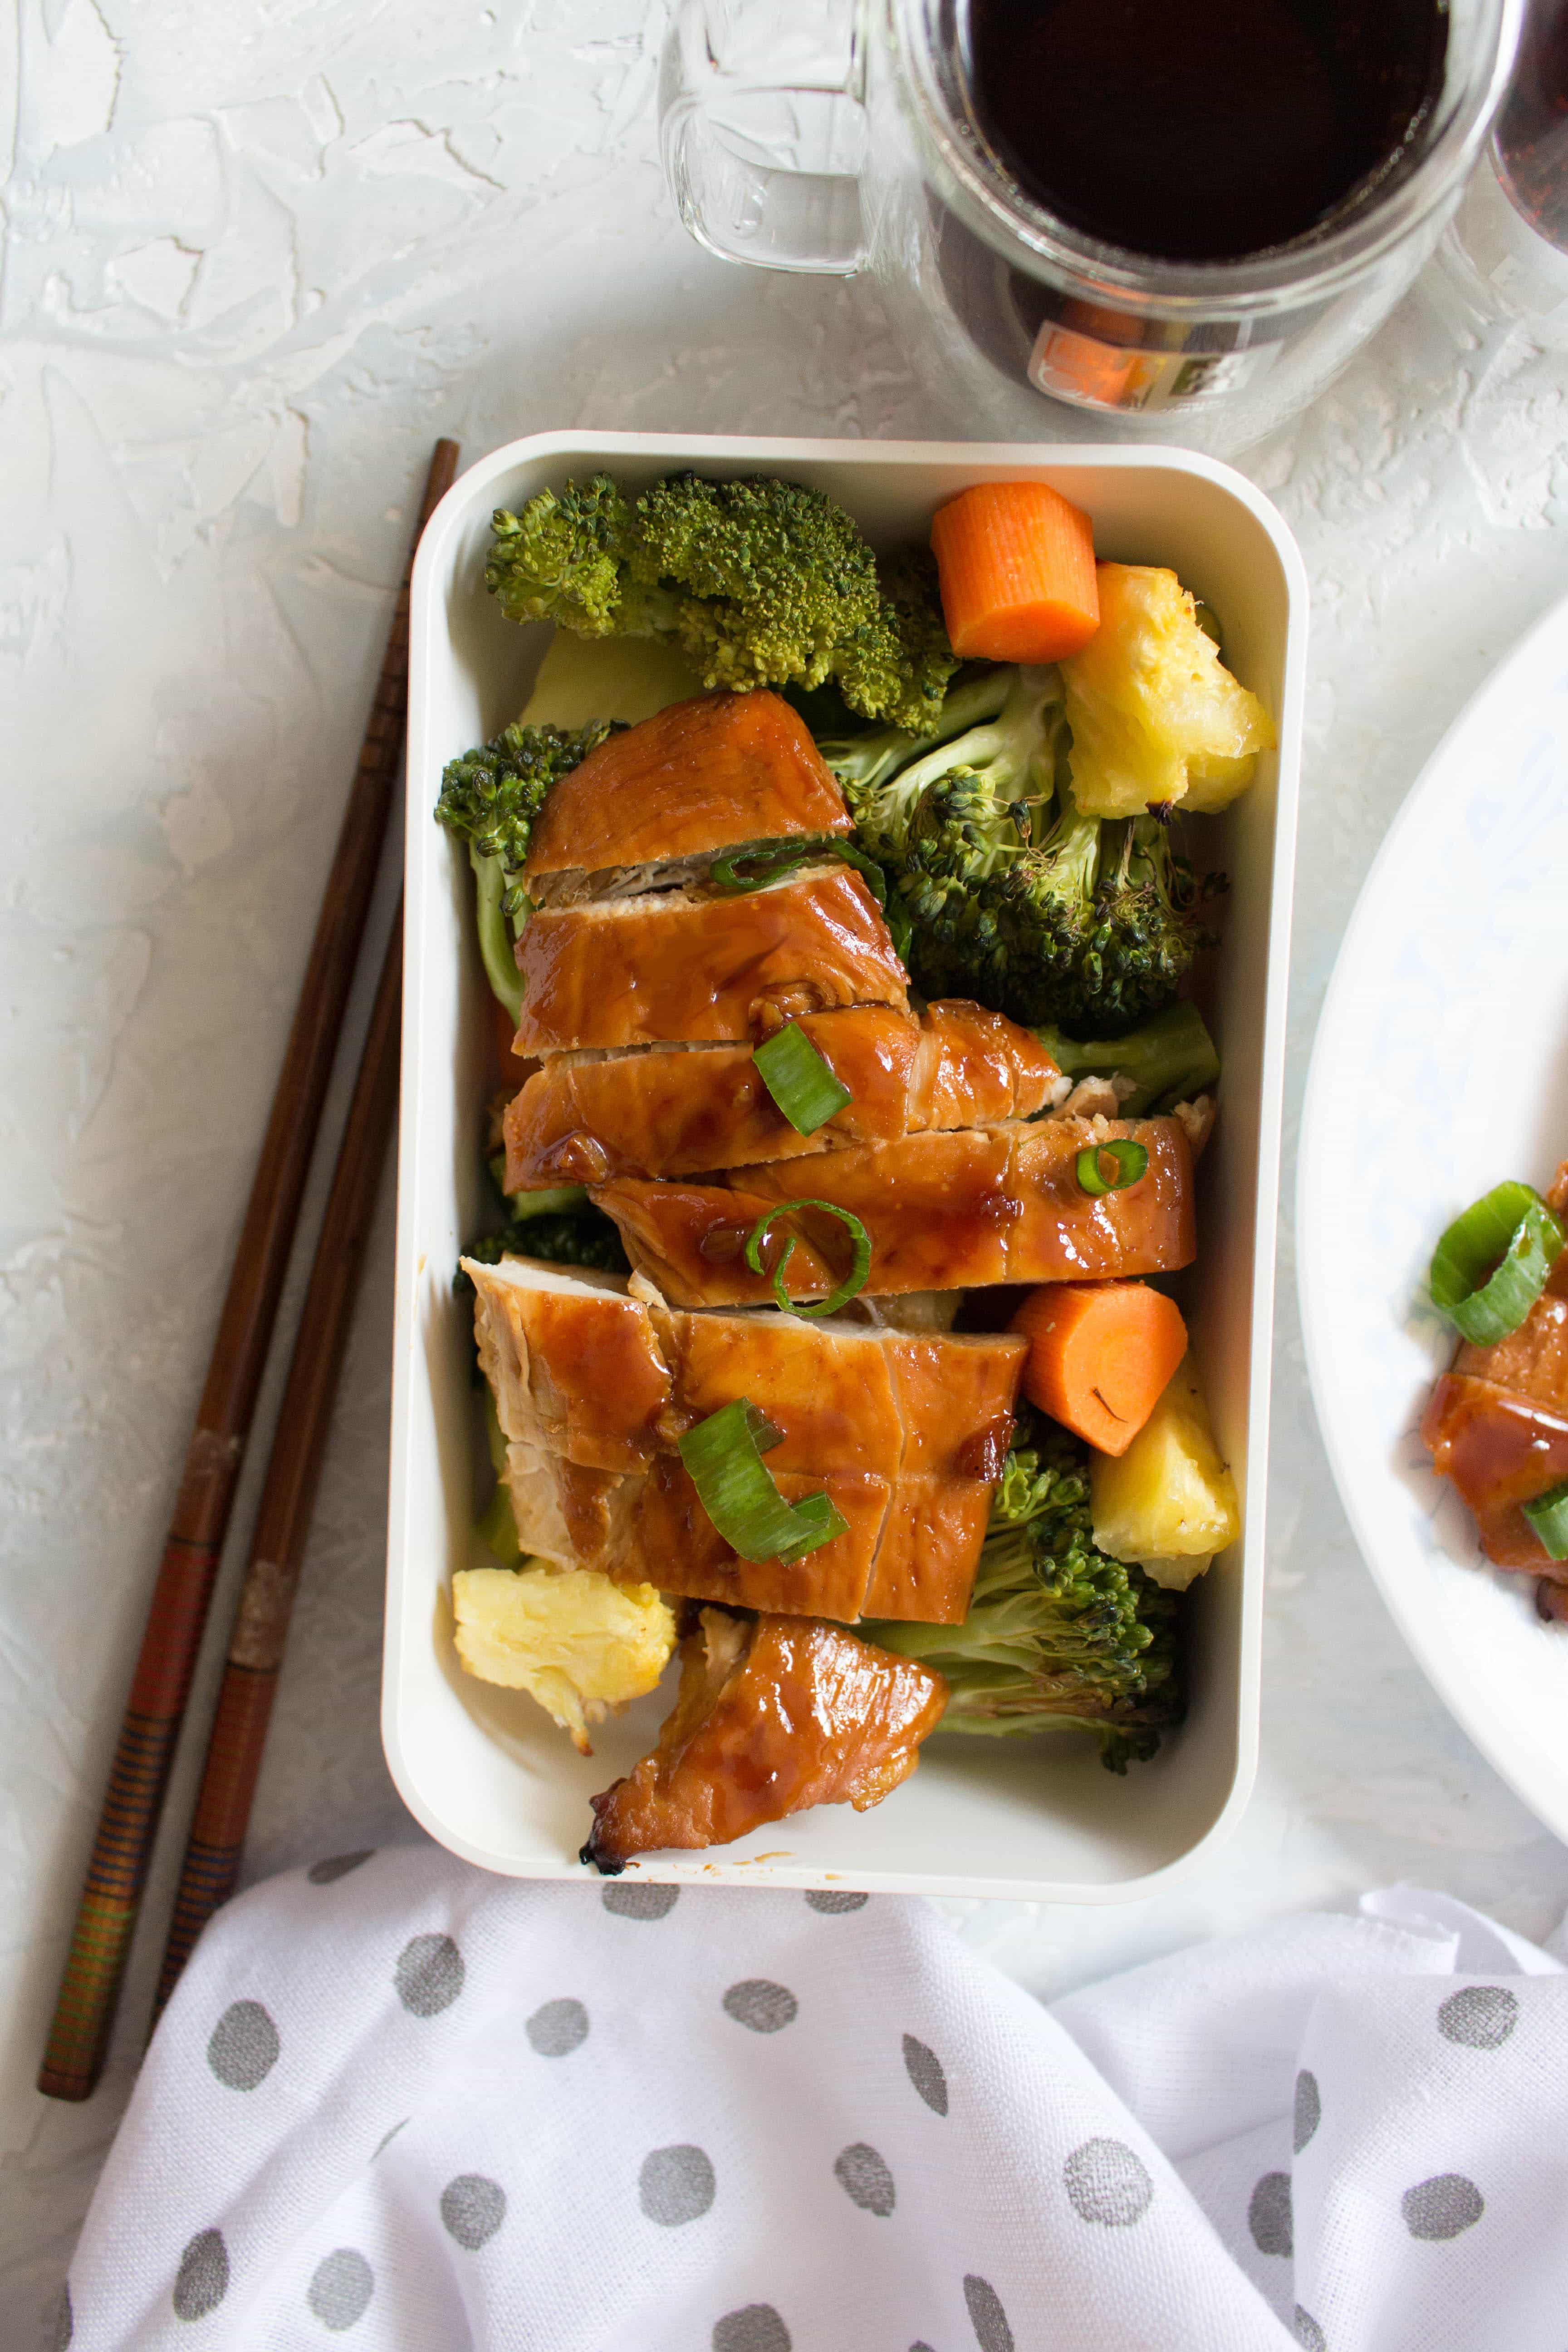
659 0 870 275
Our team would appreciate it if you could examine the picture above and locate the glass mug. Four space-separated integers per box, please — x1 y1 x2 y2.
660 0 1524 450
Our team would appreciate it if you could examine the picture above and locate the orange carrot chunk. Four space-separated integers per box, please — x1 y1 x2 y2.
1009 1279 1187 1456
930 481 1100 666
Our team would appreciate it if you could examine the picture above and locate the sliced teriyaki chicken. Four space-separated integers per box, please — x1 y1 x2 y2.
1423 1241 1568 1574
512 866 908 1056
593 1115 1196 1306
1421 1374 1568 1572
502 1001 1063 1187
581 1608 948 1871
464 1254 1025 1624
523 690 851 890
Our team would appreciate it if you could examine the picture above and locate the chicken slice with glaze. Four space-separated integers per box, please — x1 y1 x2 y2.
463 1254 1024 1622
593 1115 1196 1305
503 1001 1063 1188
581 1608 948 1871
512 866 908 1056
523 689 850 888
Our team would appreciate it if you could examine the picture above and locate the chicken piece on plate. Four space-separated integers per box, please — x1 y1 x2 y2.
1421 1370 1568 1570
463 1255 1025 1622
523 690 850 888
502 1001 1061 1188
593 1116 1195 1305
513 866 908 1056
581 1609 948 1870
1451 1253 1568 1419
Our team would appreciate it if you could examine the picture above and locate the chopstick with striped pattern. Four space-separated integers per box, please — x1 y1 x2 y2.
37 440 458 2102
152 908 402 2019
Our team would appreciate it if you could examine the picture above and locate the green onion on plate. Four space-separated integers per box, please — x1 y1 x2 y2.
1429 1181 1565 1345
1076 1140 1149 1198
1523 1478 1568 1562
677 1397 848 1563
745 1199 872 1317
753 1024 853 1137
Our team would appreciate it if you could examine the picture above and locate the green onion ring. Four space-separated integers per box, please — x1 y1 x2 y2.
1076 1139 1149 1197
1523 1478 1568 1562
744 1199 872 1318
1429 1181 1566 1345
752 1024 853 1137
676 1396 849 1563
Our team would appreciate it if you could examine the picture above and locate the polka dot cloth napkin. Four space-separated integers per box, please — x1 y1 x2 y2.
63 1851 1568 2352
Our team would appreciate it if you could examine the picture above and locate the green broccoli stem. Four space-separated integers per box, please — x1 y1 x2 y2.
877 666 1058 818
470 845 525 1025
1034 999 1220 1115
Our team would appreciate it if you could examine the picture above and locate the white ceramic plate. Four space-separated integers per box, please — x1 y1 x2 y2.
1299 589 1568 1844
388 432 1305 1898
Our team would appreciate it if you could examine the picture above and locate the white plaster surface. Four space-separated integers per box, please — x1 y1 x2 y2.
3 2 1568 2336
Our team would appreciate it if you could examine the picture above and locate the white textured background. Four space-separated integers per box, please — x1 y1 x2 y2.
4 1 1568 2337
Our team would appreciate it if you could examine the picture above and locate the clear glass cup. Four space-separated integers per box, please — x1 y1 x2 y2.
1443 0 1568 332
660 0 1524 451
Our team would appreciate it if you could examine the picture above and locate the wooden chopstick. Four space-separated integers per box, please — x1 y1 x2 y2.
38 440 459 2102
152 909 403 2020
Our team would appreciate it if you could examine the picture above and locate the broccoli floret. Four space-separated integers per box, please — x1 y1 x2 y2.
1034 999 1220 1116
459 1208 630 1287
833 668 1222 1036
863 1408 1182 1771
485 473 956 733
435 720 614 1019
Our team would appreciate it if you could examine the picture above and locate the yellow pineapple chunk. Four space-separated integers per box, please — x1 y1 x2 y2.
1089 1354 1240 1585
452 1562 676 1754
1062 564 1275 818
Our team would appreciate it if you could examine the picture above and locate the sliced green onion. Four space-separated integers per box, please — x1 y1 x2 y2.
1076 1140 1149 1197
753 1024 853 1137
1523 1478 1568 1561
706 835 891 912
1430 1181 1565 1344
709 844 812 894
677 1396 849 1563
745 1199 872 1318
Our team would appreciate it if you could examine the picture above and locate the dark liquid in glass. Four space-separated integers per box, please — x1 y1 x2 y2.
1494 0 1568 249
966 0 1450 262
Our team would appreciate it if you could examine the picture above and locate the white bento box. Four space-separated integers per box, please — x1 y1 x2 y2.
387 432 1305 1900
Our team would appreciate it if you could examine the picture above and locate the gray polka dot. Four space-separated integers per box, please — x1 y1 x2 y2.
526 1997 589 2056
172 2229 229 2322
640 2143 716 2226
963 2274 1015 2352
307 2249 374 2331
1063 2137 1153 2227
49 2283 72 2351
911 2343 936 2352
1294 2308 1326 2352
207 1999 279 2091
308 1851 374 1885
903 2034 948 2116
1437 1985 1519 2050
394 1932 464 2017
1249 2171 1293 2258
440 2174 507 2250
713 2305 791 2352
806 1889 867 1913
723 1980 798 2034
371 2118 409 2161
1402 2173 1484 2240
1294 2068 1321 2152
834 2142 896 2217
603 1882 679 1919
